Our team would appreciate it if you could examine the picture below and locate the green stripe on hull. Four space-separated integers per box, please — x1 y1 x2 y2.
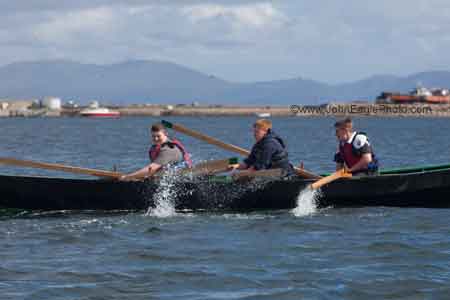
319 163 450 177
380 163 450 175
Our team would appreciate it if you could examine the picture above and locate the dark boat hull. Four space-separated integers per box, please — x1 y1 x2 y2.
0 175 307 211
1 166 450 211
320 167 450 208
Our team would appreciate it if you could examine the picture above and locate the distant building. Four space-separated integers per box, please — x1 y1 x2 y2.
6 100 34 110
41 96 62 110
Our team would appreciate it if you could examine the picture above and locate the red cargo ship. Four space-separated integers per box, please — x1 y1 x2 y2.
377 87 450 104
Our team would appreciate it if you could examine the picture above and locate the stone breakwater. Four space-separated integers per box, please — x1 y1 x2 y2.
1 103 450 117
114 103 450 117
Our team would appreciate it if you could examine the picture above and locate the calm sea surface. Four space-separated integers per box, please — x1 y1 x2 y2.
1 116 450 299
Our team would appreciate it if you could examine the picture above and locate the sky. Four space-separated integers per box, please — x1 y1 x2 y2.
1 0 450 83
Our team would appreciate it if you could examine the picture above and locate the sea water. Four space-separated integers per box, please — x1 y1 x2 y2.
1 116 450 299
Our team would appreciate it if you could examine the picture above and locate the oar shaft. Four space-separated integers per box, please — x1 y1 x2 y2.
0 157 123 179
127 158 239 180
296 168 321 179
162 120 250 156
181 158 238 176
233 168 283 179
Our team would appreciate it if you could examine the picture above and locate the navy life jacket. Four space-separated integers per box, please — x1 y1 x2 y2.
253 130 294 176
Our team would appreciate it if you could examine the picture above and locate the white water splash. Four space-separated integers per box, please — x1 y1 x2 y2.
146 169 180 218
292 187 320 217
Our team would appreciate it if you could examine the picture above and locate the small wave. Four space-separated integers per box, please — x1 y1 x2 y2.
220 213 275 220
292 187 321 217
79 218 99 225
367 241 418 252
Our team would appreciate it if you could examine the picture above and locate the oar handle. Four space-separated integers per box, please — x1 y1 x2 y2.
0 157 123 179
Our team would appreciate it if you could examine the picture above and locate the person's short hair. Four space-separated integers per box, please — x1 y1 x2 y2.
151 123 166 133
334 117 353 130
254 119 272 131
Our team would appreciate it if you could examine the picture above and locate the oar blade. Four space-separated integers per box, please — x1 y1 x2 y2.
310 169 351 190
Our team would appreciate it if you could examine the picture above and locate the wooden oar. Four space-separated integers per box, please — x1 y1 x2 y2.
161 120 249 156
232 168 283 180
0 157 123 179
161 120 322 179
310 168 352 190
180 157 239 176
127 157 240 181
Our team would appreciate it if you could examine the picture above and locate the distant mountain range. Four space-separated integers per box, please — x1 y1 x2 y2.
1 60 450 105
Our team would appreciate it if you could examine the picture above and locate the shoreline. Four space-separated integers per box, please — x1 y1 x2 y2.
1 103 450 118
80 103 450 117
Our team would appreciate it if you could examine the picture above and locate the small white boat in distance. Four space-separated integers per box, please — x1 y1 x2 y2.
80 107 120 117
255 112 271 118
80 101 120 117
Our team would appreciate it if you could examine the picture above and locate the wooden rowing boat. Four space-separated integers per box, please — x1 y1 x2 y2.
1 164 450 211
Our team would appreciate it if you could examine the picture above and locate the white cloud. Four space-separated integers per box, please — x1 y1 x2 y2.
182 3 286 27
32 7 115 44
2 1 450 82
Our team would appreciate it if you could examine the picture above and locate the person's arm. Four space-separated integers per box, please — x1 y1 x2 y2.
120 163 162 181
229 145 258 171
147 163 163 176
348 153 372 173
243 146 256 168
334 151 344 171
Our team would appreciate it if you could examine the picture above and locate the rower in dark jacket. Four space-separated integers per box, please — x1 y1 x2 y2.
230 119 294 176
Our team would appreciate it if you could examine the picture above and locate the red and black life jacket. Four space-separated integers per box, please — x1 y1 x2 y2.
148 138 192 167
338 132 367 169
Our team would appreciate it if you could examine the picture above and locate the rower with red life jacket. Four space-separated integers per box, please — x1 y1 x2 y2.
120 123 192 181
333 118 379 176
148 137 192 168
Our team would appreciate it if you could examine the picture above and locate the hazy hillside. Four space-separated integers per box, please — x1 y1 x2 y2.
0 60 449 105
